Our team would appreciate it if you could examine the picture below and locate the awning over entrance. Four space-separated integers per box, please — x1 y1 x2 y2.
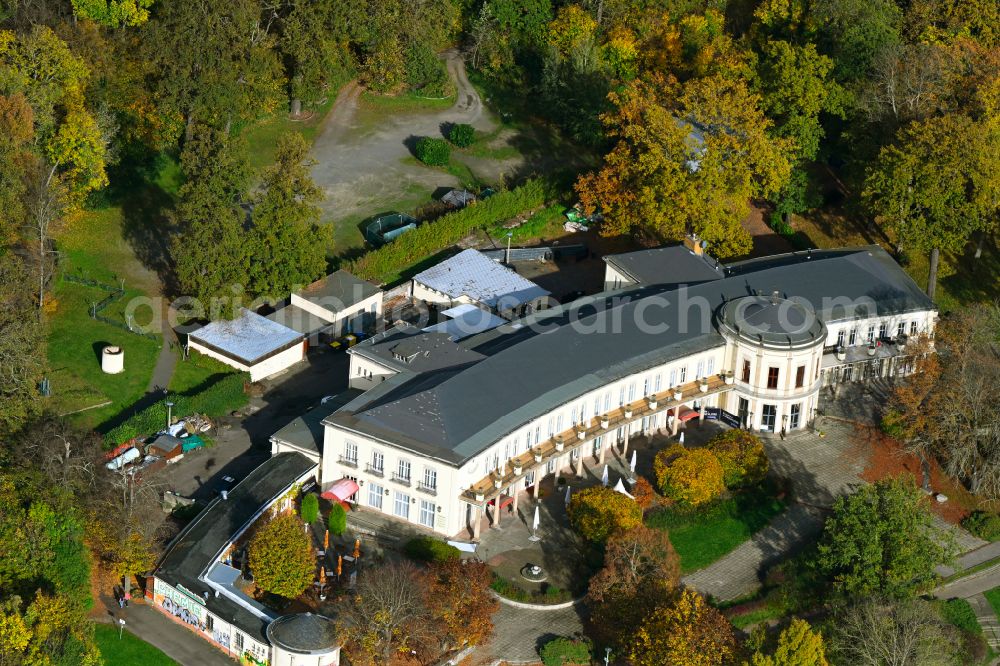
321 478 358 510
487 494 513 510
677 407 700 422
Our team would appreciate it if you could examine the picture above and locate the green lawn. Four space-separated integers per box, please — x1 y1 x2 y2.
94 623 177 666
984 586 1000 620
645 485 787 573
169 349 242 395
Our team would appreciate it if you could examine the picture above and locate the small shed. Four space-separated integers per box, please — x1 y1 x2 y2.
147 434 184 461
188 308 306 382
441 188 476 209
286 271 383 338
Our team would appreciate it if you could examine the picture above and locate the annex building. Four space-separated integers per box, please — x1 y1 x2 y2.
270 243 936 539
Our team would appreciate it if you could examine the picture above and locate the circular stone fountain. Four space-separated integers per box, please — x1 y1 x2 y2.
520 563 547 583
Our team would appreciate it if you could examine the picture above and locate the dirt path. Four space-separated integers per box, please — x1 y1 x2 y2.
309 51 496 229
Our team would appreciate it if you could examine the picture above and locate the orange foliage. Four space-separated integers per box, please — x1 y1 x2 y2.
632 477 656 509
567 486 643 542
627 588 736 666
654 444 725 507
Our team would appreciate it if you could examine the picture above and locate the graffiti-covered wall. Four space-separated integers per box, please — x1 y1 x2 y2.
153 578 208 631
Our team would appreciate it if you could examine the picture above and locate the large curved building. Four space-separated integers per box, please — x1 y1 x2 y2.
271 243 936 538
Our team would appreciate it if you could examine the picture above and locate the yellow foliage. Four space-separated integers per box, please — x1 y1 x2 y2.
567 485 643 542
628 588 736 666
602 26 639 80
548 5 597 57
653 444 725 507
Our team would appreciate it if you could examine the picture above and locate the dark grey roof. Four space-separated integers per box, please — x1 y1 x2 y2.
349 325 485 374
293 270 381 311
718 295 826 347
328 246 933 466
266 613 338 654
267 304 333 335
603 245 725 286
154 453 317 643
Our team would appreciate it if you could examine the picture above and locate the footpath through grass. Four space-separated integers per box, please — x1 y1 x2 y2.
646 484 787 573
94 623 177 666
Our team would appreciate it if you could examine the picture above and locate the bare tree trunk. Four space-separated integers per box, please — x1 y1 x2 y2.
975 231 986 260
927 247 939 301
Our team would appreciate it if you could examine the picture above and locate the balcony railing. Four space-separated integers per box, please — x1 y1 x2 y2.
391 472 411 487
365 464 384 477
338 455 359 468
416 481 437 496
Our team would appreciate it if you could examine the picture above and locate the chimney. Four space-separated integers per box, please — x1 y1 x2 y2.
771 290 780 304
683 233 705 256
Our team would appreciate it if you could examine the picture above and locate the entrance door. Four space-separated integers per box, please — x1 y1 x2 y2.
761 404 777 432
738 397 750 428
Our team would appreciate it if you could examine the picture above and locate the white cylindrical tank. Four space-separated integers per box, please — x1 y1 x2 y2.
102 345 124 374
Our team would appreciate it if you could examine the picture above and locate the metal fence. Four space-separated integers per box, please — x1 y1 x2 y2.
62 273 160 341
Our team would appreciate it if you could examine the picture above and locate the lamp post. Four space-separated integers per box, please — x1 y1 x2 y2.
118 618 126 640
165 401 174 430
505 232 513 265
604 647 611 665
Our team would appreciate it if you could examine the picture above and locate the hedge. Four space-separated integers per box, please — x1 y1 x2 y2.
415 137 451 165
403 536 461 564
348 179 551 284
448 123 475 147
540 637 592 666
103 372 249 447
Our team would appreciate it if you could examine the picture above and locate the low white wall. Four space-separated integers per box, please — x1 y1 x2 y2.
189 339 306 383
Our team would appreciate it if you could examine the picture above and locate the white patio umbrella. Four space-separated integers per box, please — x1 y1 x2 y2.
613 478 635 499
564 485 572 506
629 450 637 474
679 431 685 445
601 465 609 486
529 505 541 542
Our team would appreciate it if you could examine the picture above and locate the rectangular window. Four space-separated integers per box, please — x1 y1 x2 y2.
534 426 540 445
910 321 918 335
547 417 554 437
604 392 611 411
525 429 533 448
879 322 887 339
556 414 563 432
706 358 715 375
669 369 678 387
849 329 857 346
235 633 244 651
423 467 437 490
654 373 662 392
419 500 435 528
369 483 384 509
397 459 411 481
205 615 214 632
571 406 578 424
767 367 779 389
867 326 875 343
371 451 384 473
594 395 601 417
761 404 777 432
795 365 805 388
627 382 636 401
393 491 410 519
897 322 906 337
837 330 845 347
679 366 687 382
696 360 704 379
742 359 751 383
619 386 625 406
738 397 750 427
344 440 358 464
790 403 801 429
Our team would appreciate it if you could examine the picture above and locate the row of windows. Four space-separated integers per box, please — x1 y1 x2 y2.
366 483 437 528
836 320 919 348
474 354 719 474
343 441 437 490
741 360 811 390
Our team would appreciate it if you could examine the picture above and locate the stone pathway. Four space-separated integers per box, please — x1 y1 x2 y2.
483 601 587 665
968 593 1000 650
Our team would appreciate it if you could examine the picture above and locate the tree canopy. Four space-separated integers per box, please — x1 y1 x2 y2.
248 512 315 600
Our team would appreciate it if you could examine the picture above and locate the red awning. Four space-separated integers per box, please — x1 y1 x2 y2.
321 479 359 510
488 494 514 510
678 408 700 422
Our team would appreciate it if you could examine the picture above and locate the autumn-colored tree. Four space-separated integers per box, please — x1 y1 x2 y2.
863 113 1000 300
248 513 315 599
653 444 725 507
631 476 655 509
627 588 736 666
817 476 955 598
588 525 679 646
576 74 791 257
548 4 597 58
71 0 154 27
749 618 829 666
424 559 498 650
707 430 769 488
567 485 642 542
641 10 751 82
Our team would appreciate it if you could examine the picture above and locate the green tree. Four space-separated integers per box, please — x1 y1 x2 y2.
749 618 829 666
248 513 315 599
71 0 154 27
576 74 792 257
863 113 1000 300
567 485 642 542
245 133 331 300
300 493 319 523
327 502 347 536
281 0 359 113
816 476 955 598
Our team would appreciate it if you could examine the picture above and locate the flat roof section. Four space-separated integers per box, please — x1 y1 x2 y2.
603 245 725 286
189 309 304 365
293 270 381 311
413 249 550 309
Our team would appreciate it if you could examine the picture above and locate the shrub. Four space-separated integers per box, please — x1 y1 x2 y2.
707 430 769 488
300 493 319 523
448 123 475 147
348 179 551 284
415 137 450 166
963 511 1000 541
632 477 655 509
940 598 981 635
567 486 642 542
327 503 347 536
653 444 725 508
540 637 592 666
403 536 460 564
